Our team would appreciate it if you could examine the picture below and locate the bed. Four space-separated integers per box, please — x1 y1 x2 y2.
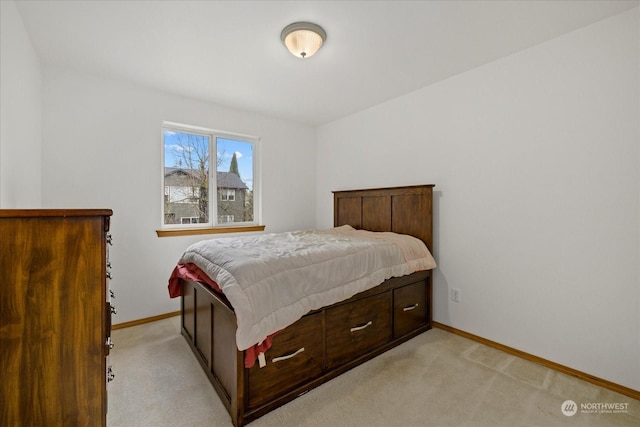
170 184 436 426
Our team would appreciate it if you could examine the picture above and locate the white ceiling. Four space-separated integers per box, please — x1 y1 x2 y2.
15 0 639 126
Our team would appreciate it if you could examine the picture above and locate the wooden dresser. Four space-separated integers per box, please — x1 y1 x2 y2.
0 209 114 427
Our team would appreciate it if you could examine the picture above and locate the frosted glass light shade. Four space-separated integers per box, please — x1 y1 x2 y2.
281 22 326 59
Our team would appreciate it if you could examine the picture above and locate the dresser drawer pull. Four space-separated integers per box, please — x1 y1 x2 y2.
403 304 419 312
350 321 373 333
272 347 305 363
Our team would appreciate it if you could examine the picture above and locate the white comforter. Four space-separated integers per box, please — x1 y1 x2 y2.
177 225 437 350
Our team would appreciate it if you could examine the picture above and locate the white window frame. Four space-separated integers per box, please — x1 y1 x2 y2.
161 121 261 230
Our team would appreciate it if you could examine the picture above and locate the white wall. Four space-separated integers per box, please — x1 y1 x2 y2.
316 9 640 390
0 0 42 208
41 67 317 324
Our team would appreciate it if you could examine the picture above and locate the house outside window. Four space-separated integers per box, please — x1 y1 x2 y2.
162 122 260 229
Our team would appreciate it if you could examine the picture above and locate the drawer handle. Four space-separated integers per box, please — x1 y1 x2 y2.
272 347 305 363
350 321 373 333
403 303 419 312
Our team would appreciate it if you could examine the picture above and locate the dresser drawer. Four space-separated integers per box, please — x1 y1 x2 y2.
247 312 323 409
326 293 391 369
393 281 427 337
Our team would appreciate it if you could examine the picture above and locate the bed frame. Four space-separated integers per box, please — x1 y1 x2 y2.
179 184 435 426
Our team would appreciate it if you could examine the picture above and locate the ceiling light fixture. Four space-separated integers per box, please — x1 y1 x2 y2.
281 22 326 59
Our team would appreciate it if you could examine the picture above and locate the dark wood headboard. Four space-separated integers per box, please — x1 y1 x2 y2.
333 184 434 252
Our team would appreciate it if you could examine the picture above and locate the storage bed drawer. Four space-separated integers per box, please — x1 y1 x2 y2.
393 280 427 337
247 312 323 409
325 293 392 369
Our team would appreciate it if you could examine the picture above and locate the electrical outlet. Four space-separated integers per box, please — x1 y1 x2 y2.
451 288 461 302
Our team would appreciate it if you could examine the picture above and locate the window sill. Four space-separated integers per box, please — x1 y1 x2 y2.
156 225 265 238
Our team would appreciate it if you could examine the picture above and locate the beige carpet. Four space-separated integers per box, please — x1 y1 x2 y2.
107 316 639 426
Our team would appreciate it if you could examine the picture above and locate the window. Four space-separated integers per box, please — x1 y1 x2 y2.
218 215 235 224
220 189 235 201
162 122 260 231
180 217 200 224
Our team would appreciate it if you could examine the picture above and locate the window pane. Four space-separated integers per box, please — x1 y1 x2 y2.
163 130 210 225
216 138 253 223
